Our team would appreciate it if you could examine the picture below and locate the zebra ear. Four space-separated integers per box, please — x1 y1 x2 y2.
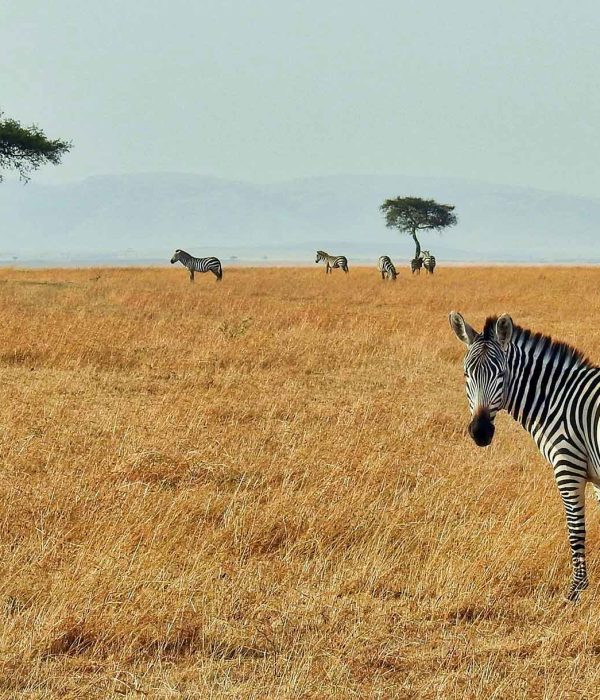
449 311 477 346
495 314 513 350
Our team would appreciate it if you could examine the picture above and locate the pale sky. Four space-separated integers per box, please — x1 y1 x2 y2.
2 0 600 196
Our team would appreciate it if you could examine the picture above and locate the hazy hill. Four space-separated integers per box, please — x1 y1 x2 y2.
1 173 598 263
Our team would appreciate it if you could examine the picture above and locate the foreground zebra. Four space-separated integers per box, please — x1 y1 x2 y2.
170 249 223 282
315 251 349 274
450 311 600 601
378 255 397 281
411 257 423 275
421 250 436 274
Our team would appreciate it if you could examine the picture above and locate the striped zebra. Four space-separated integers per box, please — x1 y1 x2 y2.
315 250 349 274
421 250 436 274
170 249 223 282
378 255 397 281
449 311 600 602
411 257 423 275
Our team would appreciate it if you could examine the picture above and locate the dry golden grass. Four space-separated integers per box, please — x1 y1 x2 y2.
1 265 600 698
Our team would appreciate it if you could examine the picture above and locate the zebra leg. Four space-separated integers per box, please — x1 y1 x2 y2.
189 269 195 282
381 271 385 280
556 473 588 601
212 268 222 281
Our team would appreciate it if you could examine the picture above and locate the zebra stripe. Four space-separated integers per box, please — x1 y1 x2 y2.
450 311 600 601
378 255 397 281
421 250 436 274
315 250 349 274
170 249 223 282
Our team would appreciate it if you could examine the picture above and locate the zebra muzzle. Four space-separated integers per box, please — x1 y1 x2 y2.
468 411 495 447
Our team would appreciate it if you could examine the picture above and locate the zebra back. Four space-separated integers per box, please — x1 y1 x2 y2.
420 251 436 274
411 257 423 274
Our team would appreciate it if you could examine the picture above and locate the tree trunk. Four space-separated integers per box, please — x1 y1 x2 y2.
411 231 421 259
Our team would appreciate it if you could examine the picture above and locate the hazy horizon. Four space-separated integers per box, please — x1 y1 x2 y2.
2 171 600 265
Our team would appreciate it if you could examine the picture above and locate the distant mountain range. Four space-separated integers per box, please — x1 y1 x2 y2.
0 172 598 264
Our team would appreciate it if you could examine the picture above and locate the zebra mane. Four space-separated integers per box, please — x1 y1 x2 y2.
482 316 592 368
482 316 499 340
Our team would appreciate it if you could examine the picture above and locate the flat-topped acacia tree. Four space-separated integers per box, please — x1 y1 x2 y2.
0 111 71 182
380 196 457 259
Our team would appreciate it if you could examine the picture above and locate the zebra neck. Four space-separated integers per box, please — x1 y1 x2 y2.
502 328 588 433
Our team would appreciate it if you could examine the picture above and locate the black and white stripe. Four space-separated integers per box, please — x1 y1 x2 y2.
378 255 397 281
421 250 436 274
315 250 349 274
411 257 423 275
450 312 600 601
170 249 223 282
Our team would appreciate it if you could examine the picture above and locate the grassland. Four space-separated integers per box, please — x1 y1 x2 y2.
1 265 600 698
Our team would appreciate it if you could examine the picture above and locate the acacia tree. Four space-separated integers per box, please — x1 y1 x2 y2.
0 111 71 182
380 196 457 259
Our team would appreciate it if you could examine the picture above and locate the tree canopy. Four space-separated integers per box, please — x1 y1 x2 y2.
0 111 71 182
380 196 457 258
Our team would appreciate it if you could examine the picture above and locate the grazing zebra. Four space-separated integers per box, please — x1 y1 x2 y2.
170 249 223 282
421 250 436 274
315 250 349 274
411 257 423 275
449 311 600 602
378 255 397 281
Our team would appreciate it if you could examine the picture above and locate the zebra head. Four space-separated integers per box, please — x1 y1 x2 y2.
449 312 514 447
170 249 183 264
315 251 326 263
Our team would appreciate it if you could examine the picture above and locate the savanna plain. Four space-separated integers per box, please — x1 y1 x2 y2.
2 265 600 699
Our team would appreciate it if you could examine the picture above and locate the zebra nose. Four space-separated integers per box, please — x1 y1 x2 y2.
468 412 495 447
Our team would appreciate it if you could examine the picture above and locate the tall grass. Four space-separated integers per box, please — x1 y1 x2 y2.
0 265 599 698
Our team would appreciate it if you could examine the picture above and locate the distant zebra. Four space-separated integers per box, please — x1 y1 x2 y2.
421 250 436 274
315 250 349 274
450 312 600 602
411 257 423 275
378 255 397 281
170 249 223 282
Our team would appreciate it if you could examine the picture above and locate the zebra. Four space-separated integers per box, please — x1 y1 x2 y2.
449 311 600 602
315 250 349 274
378 255 397 281
170 249 223 282
421 250 436 274
411 257 423 275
